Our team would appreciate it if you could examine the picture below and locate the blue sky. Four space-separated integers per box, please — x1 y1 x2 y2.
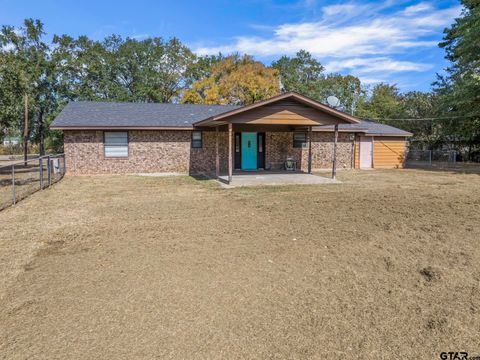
0 0 462 92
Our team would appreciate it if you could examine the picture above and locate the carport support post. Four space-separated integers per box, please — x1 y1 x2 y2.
215 126 220 179
228 123 233 183
332 124 339 180
308 126 312 174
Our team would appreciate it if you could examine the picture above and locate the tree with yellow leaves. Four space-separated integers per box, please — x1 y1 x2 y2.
182 54 280 105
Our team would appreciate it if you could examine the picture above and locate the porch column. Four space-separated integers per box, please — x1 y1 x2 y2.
332 124 339 179
215 126 220 179
308 126 312 174
228 123 233 183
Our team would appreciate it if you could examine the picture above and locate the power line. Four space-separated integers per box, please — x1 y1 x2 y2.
368 114 480 121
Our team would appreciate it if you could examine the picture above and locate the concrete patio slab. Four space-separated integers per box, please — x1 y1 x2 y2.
217 172 339 188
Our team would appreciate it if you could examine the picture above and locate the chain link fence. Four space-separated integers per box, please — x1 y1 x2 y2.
0 154 65 211
406 150 457 168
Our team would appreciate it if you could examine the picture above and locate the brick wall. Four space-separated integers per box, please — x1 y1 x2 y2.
190 131 229 174
64 130 354 175
64 130 229 175
265 132 355 171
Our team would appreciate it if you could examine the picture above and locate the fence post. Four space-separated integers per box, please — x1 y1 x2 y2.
47 155 51 186
428 150 432 166
39 157 43 189
12 164 16 205
60 155 64 176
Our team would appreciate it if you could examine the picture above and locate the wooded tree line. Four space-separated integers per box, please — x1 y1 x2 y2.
0 0 478 158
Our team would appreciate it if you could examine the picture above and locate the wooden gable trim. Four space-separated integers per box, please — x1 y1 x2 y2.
194 92 361 127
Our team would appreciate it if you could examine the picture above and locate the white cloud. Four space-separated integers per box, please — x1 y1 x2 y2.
321 3 359 17
326 57 433 73
403 2 433 14
196 3 460 58
194 1 461 83
358 77 386 85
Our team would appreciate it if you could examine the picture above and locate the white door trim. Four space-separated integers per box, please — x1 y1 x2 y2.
359 136 373 169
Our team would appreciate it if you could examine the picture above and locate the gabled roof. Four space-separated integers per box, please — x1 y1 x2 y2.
51 101 240 129
50 94 411 136
194 91 360 126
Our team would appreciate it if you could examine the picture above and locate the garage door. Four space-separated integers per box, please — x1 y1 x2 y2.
373 137 407 168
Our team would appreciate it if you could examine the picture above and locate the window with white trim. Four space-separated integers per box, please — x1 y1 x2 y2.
293 132 307 148
104 132 128 157
192 131 203 148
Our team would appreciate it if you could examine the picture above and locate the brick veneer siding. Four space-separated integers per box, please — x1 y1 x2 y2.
64 130 228 175
64 130 354 175
190 131 229 174
265 132 355 171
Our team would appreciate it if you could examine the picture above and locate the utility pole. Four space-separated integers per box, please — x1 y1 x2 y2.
23 94 28 166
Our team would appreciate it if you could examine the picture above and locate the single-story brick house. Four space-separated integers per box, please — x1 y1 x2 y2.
51 92 411 182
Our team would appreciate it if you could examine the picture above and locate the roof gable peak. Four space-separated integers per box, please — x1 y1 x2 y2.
194 91 361 127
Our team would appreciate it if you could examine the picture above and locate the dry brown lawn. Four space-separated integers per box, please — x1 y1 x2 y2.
0 169 479 359
0 164 57 211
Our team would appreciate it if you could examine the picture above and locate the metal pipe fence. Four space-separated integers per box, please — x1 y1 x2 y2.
0 154 65 211
406 150 457 168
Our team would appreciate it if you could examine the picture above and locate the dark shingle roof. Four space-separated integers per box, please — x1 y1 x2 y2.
358 119 412 136
51 101 411 136
51 101 240 128
316 119 412 136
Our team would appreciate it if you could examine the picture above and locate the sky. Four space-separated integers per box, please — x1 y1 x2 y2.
0 0 462 92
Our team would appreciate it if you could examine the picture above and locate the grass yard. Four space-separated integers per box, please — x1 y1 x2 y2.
0 170 479 359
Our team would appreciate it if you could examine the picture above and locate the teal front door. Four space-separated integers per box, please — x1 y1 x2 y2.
241 132 257 170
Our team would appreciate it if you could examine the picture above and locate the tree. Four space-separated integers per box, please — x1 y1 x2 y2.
356 83 404 121
181 54 280 105
53 35 195 103
186 54 224 83
0 18 57 155
434 0 480 158
400 91 439 148
272 50 363 113
272 50 324 96
52 34 109 101
0 52 25 132
316 74 363 115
